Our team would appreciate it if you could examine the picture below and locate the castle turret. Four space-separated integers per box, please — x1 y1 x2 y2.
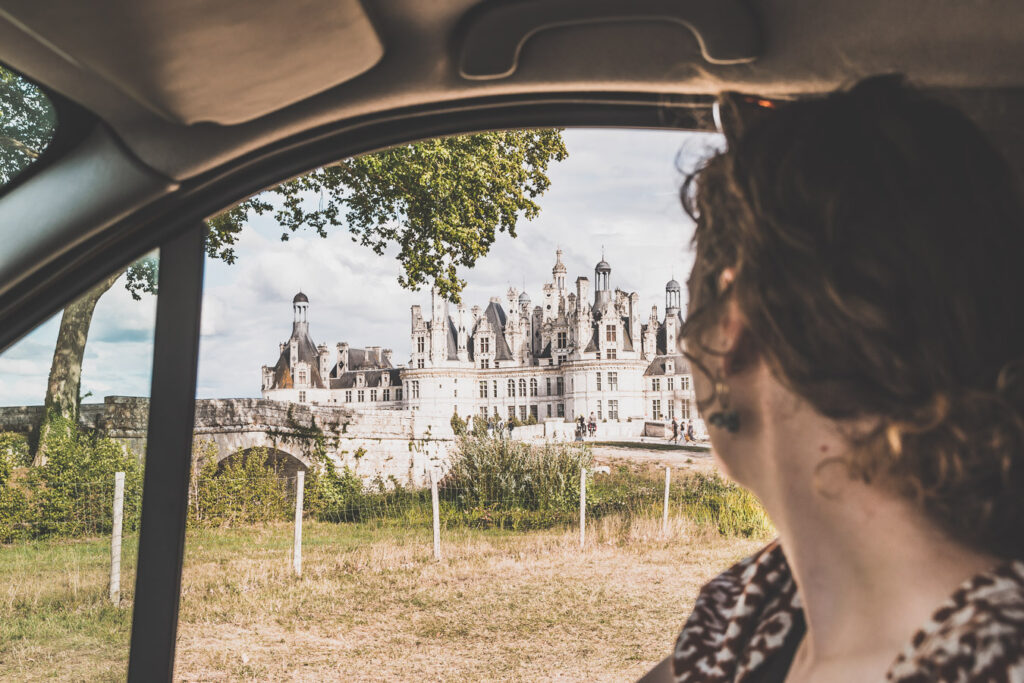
593 258 612 312
292 292 309 337
552 249 567 291
666 278 682 315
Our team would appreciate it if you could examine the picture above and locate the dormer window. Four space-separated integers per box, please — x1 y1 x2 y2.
666 360 675 374
382 373 390 387
356 373 365 387
479 337 490 353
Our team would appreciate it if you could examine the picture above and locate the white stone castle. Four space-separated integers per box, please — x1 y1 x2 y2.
261 250 696 430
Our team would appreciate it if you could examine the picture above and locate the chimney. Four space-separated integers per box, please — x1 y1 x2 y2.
383 349 393 366
338 342 350 372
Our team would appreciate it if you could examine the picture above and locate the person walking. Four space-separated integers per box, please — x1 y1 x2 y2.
588 412 597 438
508 419 515 439
686 420 695 444
486 415 494 438
577 414 586 441
671 417 679 443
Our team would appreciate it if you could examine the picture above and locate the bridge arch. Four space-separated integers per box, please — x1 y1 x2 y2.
215 446 311 479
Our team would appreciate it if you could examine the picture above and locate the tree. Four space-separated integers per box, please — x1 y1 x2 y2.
2 65 568 464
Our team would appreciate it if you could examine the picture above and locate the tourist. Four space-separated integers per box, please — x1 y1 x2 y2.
671 417 679 443
587 412 597 438
643 76 1024 681
685 420 695 444
508 419 515 439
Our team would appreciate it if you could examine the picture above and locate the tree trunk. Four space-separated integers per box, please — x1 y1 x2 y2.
32 269 124 466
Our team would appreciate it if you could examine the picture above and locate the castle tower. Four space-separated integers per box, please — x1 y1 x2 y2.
552 249 567 292
292 291 309 336
666 278 682 314
593 258 612 311
429 287 448 365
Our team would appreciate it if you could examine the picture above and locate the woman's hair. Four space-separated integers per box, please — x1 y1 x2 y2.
683 75 1024 558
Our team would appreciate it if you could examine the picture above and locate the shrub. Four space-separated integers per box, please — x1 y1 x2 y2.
441 437 591 527
19 414 143 539
470 415 489 438
188 446 291 527
304 459 365 521
450 411 468 436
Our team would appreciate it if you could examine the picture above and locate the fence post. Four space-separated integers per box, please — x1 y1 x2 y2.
293 471 305 577
430 468 441 561
110 471 125 605
579 467 587 549
663 465 671 536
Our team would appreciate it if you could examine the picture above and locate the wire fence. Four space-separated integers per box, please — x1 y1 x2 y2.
0 461 772 600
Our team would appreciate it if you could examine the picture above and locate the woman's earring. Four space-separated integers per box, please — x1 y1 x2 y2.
707 375 741 433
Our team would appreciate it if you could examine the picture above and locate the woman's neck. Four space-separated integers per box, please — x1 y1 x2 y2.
752 405 998 671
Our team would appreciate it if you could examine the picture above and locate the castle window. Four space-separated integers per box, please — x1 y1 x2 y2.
508 406 515 420
417 336 425 353
480 337 490 353
297 369 308 386
608 400 619 420
507 379 515 397
480 406 489 418
556 331 567 348
596 372 602 391
298 391 306 403
606 349 616 359
681 376 691 390
479 380 488 398
370 389 378 401
492 380 498 398
519 406 527 421
396 388 403 400
530 378 538 396
595 351 600 360
556 377 564 395
546 377 552 395
681 400 690 419
358 390 365 402
557 403 565 418
597 400 602 420
606 325 616 342
480 358 490 369
357 374 365 387
345 390 352 402
666 360 675 374
383 389 390 401
518 378 526 397
652 378 661 391
652 399 662 420
417 358 425 369
668 400 675 418
608 372 618 390
667 377 674 391
557 354 566 365
411 381 420 399
547 404 552 418
530 405 538 420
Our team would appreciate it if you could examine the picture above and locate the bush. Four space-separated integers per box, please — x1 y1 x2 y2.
304 459 365 521
0 415 144 542
188 446 291 527
441 437 591 527
450 411 468 436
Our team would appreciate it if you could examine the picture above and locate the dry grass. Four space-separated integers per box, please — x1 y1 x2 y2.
0 517 765 681
172 518 762 682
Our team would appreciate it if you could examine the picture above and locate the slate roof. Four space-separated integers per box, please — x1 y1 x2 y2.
329 368 403 390
270 325 325 389
644 354 692 376
482 302 513 361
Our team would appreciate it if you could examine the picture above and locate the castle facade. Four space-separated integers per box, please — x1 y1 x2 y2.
262 250 696 429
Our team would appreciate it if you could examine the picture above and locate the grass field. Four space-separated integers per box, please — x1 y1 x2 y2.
0 516 766 681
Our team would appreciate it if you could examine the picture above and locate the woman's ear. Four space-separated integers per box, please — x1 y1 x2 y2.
719 297 758 375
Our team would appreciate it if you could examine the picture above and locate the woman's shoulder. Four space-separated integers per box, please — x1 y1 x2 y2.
673 540 803 681
887 560 1024 681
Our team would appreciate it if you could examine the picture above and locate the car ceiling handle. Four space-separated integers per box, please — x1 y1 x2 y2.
458 0 762 80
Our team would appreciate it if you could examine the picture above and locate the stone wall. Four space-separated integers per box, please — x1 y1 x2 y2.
0 396 454 487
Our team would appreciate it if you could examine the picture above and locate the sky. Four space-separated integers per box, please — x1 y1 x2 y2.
0 128 720 405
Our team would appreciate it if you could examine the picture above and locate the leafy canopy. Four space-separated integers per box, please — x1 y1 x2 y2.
0 66 57 185
131 130 567 301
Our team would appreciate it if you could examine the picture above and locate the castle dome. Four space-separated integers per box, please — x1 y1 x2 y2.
293 292 309 304
595 259 611 273
519 291 531 303
666 279 681 291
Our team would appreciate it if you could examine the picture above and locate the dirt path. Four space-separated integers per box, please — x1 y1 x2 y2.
590 442 720 476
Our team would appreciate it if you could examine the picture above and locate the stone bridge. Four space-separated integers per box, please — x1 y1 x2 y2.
0 396 453 486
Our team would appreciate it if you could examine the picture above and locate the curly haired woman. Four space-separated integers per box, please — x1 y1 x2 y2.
643 76 1024 682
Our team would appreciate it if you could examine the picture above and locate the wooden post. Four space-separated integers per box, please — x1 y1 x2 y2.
579 467 586 549
430 469 441 561
663 466 671 536
293 471 305 577
110 471 125 605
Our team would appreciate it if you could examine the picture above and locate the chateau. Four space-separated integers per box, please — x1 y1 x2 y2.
262 250 697 431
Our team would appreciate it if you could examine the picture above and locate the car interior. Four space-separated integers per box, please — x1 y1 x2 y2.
1 0 1023 679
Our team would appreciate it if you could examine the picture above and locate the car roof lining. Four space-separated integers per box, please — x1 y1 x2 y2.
1 0 1023 180
0 0 383 126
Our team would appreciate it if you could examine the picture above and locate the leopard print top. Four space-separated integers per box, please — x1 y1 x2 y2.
673 541 1024 682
